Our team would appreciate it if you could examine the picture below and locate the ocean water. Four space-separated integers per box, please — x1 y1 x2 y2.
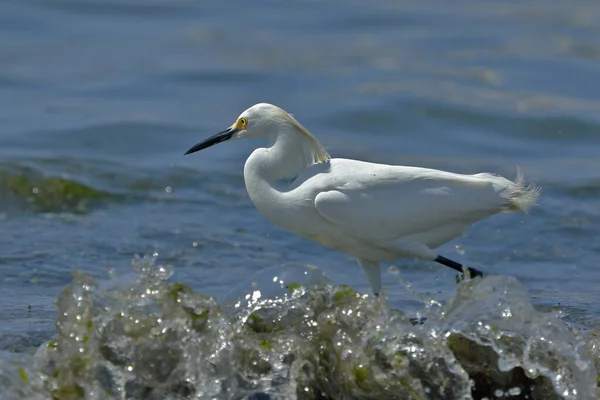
0 1 599 399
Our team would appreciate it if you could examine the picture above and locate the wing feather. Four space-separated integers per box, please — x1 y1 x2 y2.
314 163 509 242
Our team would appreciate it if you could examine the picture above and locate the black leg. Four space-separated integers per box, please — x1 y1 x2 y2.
434 255 483 278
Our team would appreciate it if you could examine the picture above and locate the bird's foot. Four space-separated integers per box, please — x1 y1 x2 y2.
455 266 484 284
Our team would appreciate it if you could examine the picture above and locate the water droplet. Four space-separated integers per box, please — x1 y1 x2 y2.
508 387 521 396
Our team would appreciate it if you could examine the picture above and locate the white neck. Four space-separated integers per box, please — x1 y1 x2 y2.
243 129 311 227
258 131 309 183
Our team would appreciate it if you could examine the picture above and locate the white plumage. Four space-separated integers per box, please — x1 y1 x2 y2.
185 103 540 295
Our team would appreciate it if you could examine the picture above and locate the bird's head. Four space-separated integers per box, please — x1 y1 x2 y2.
184 103 290 155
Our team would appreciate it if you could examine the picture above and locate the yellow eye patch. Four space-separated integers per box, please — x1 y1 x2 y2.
233 117 248 130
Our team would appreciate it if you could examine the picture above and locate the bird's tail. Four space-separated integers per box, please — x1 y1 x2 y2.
505 167 541 213
498 167 540 213
475 167 541 213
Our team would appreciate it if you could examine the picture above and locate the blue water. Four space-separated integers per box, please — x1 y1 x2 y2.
1 1 599 398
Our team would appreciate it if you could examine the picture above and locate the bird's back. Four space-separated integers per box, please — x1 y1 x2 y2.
290 158 535 243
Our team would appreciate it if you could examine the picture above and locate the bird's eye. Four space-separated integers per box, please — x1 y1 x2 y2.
239 117 248 127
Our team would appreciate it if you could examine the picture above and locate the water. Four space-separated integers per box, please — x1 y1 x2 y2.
0 0 599 398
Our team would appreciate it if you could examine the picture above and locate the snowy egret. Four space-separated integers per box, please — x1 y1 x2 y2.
185 103 539 295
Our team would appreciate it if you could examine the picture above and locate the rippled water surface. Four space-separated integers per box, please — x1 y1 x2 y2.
1 1 599 399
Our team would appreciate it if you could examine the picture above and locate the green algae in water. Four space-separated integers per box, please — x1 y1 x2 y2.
18 369 28 383
0 258 598 400
352 364 370 386
259 340 272 350
0 166 110 213
333 285 358 302
286 282 302 293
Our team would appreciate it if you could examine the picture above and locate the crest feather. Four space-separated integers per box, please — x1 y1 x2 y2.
281 112 331 166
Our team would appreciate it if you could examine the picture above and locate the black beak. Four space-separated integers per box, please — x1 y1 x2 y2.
184 127 238 155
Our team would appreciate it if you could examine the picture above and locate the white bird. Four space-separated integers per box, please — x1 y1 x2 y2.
185 103 539 296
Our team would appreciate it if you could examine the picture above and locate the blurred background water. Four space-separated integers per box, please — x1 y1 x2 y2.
1 1 600 399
